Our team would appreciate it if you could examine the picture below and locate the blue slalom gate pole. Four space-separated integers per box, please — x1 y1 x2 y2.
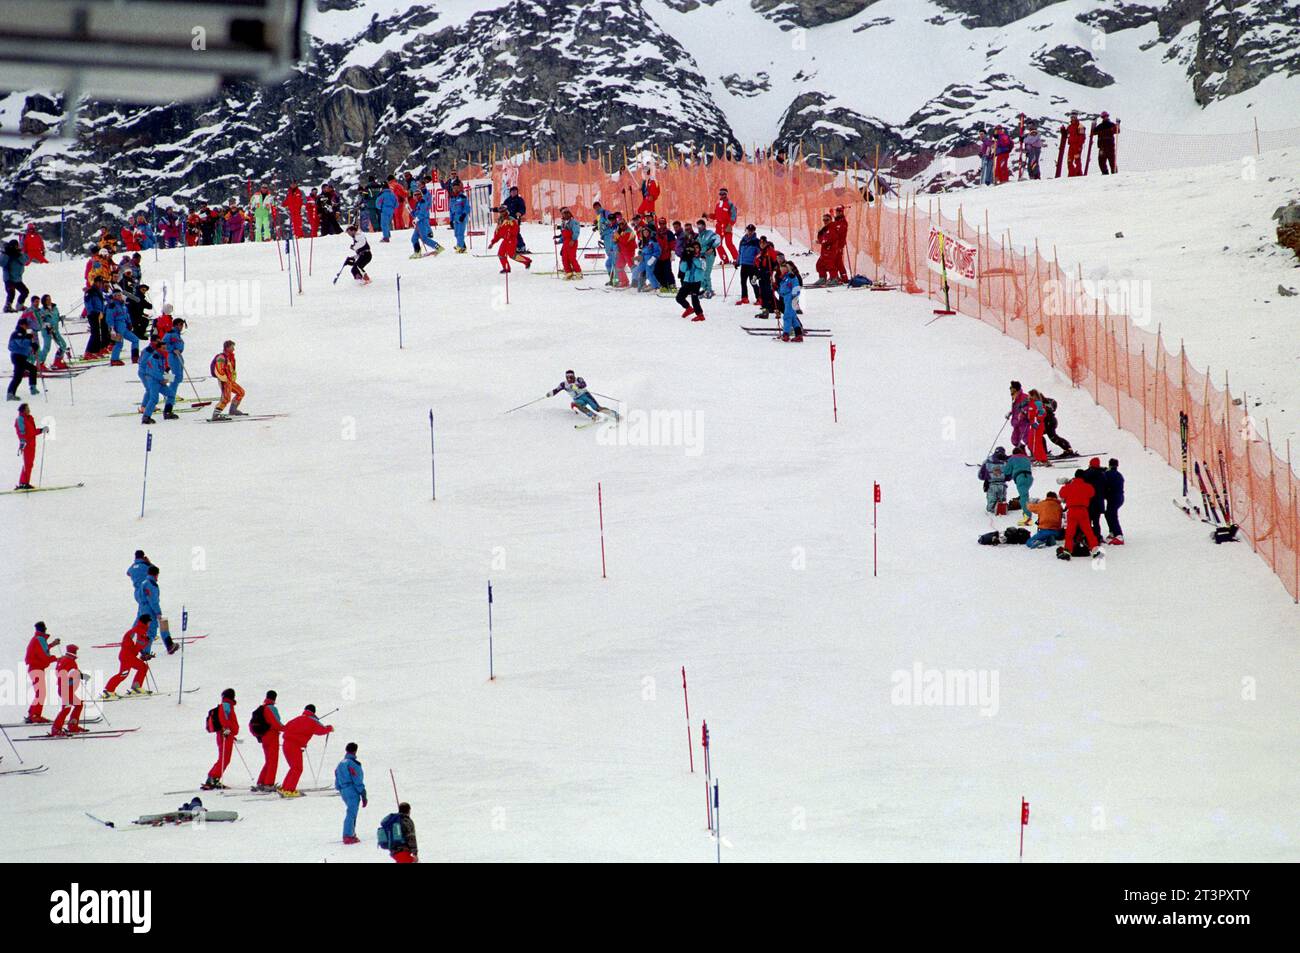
178 607 187 701
714 781 721 863
59 207 65 262
488 581 494 681
397 275 403 348
139 431 153 518
429 409 435 500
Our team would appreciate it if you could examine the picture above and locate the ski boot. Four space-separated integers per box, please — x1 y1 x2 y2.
100 690 119 701
23 715 50 725
141 415 155 425
163 409 180 421
200 777 228 791
211 407 228 420
228 403 248 417
342 835 361 845
278 789 303 799
1105 535 1124 545
691 313 706 322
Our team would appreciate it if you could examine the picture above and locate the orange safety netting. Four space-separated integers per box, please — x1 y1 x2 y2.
463 154 1299 603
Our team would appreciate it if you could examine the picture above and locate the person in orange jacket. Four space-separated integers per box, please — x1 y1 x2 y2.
1059 470 1101 557
278 704 334 797
24 621 60 723
50 644 88 736
1024 492 1065 549
210 340 246 420
102 616 152 697
251 690 287 791
203 688 239 789
22 224 47 265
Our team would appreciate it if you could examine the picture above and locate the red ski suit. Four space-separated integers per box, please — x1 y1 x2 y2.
104 621 150 694
254 698 287 787
280 710 332 792
25 630 56 720
1059 476 1099 550
208 700 239 780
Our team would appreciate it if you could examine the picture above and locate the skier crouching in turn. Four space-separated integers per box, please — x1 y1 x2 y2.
344 225 373 284
546 370 619 422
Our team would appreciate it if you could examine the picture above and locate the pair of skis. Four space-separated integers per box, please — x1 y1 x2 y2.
13 727 140 742
202 413 288 423
0 482 85 496
742 326 831 338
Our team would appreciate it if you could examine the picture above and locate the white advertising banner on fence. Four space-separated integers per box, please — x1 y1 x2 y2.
926 226 979 287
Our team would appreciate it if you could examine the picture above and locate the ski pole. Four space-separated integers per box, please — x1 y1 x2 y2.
0 723 22 763
983 417 1010 462
231 735 255 781
390 768 400 808
332 258 351 285
85 690 112 730
38 434 46 487
591 391 622 405
503 395 548 414
313 732 331 787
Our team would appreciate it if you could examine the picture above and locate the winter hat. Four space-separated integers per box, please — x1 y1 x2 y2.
66 645 78 656
1101 111 1109 118
1089 457 1101 468
304 704 316 714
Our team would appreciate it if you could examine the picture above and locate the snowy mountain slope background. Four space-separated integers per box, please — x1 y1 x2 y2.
2 227 1297 862
2 0 1300 245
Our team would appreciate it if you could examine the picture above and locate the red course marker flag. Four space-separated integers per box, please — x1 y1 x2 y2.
1020 797 1030 860
829 341 838 423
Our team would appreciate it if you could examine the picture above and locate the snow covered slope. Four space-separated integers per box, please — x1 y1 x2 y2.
4 0 1300 242
2 227 1296 861
950 147 1300 449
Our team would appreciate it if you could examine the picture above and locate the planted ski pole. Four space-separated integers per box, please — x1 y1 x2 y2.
597 482 607 579
829 341 838 423
487 581 495 680
0 723 22 763
429 410 436 500
177 607 187 702
333 258 351 285
390 768 400 808
682 666 694 772
714 780 721 864
139 431 152 518
397 275 404 348
231 736 255 781
873 481 881 578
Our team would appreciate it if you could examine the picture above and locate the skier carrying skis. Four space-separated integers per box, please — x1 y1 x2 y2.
202 688 239 790
1062 113 1086 177
546 370 618 421
278 703 334 797
211 339 247 420
251 690 287 792
50 644 88 736
343 226 372 285
13 402 46 490
102 617 152 698
24 621 59 724
335 742 368 844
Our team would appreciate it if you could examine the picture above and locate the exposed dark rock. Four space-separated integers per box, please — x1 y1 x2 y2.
750 0 879 30
721 73 772 97
1032 44 1116 87
933 0 1067 28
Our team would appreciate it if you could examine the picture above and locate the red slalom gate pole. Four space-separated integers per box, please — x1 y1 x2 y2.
1020 797 1030 861
597 482 607 579
829 341 838 422
682 666 694 773
873 481 881 577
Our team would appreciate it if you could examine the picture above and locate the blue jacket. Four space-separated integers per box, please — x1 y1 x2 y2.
414 191 433 222
137 576 161 616
128 558 151 594
679 255 706 284
696 229 720 255
8 328 35 358
1 250 27 282
778 273 800 308
139 223 156 249
738 234 760 266
334 752 366 799
640 239 660 264
1100 468 1124 504
1004 453 1033 487
561 219 580 244
84 287 106 315
138 346 167 385
596 209 615 242
448 194 470 224
377 189 398 215
106 298 130 333
162 329 184 370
